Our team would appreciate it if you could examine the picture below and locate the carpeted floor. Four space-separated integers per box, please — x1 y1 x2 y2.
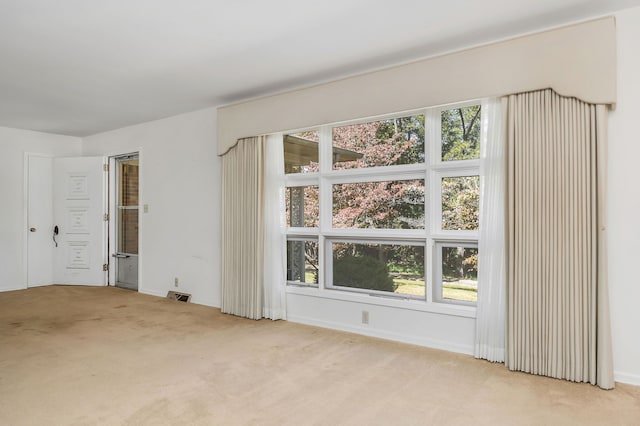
0 286 639 425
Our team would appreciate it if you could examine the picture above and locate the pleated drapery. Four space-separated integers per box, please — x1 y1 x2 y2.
221 137 264 320
505 89 614 389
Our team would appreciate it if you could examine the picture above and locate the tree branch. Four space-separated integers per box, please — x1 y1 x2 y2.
463 108 481 140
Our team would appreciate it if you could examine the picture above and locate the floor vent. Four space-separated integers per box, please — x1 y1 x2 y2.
167 291 192 302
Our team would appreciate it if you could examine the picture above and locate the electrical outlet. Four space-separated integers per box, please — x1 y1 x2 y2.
174 277 179 287
361 310 369 324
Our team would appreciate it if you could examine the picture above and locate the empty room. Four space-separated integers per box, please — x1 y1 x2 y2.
2 1 640 424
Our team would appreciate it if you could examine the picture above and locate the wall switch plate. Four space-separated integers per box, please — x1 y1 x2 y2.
361 311 369 324
174 277 179 287
143 204 149 213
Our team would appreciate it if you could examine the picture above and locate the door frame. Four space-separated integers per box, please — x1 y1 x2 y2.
107 149 142 289
24 152 109 288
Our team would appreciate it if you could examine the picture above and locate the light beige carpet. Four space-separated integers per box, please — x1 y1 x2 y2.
0 286 639 425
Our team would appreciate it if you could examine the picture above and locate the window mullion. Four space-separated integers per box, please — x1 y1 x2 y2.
426 108 439 304
319 125 332 234
318 125 331 291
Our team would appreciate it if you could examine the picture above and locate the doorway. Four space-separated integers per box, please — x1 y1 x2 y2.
112 154 139 291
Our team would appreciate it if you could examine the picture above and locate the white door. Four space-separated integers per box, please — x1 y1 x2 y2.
27 155 54 287
52 157 106 285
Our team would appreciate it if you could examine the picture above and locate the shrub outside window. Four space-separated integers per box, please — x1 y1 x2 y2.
328 241 425 298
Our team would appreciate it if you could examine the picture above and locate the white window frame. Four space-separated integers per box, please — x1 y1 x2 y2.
433 240 479 306
433 169 480 238
282 100 485 314
325 238 427 300
286 236 320 287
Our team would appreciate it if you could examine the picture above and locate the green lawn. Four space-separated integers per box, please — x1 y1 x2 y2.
441 281 477 302
394 278 425 296
304 271 317 284
394 278 477 302
302 271 477 302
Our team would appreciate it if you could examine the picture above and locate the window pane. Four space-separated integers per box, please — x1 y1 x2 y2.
332 242 424 297
286 185 319 227
287 240 319 285
441 106 481 161
333 180 425 229
440 246 478 303
118 160 139 206
442 176 479 230
284 131 320 174
118 209 138 254
332 115 425 170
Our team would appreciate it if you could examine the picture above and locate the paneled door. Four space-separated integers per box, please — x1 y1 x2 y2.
52 157 106 285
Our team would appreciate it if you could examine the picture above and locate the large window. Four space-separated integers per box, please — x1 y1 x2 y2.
283 102 482 306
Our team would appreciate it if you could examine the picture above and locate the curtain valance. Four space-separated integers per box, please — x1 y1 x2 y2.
218 17 615 155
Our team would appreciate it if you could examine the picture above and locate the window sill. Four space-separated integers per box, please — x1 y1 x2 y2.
285 285 477 319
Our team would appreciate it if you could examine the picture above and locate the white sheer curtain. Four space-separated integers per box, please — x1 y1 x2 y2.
263 134 287 320
474 97 507 363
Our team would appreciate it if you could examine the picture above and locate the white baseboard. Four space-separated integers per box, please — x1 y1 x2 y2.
190 297 220 308
0 285 27 292
138 288 166 298
614 371 640 387
287 313 474 355
138 288 220 309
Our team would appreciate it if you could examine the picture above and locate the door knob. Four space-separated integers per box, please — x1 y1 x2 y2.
30 228 36 232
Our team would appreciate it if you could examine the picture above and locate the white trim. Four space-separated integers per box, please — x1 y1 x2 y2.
613 371 640 387
285 238 319 287
322 228 426 240
287 228 320 237
107 148 142 289
107 155 116 285
138 288 165 298
432 159 481 172
283 174 319 187
283 100 486 317
286 312 474 355
286 284 476 318
22 152 30 290
102 156 109 285
433 241 479 306
433 168 480 236
322 164 426 182
137 287 220 309
0 285 29 293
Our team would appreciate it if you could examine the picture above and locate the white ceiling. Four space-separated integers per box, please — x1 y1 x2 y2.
1 0 638 137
